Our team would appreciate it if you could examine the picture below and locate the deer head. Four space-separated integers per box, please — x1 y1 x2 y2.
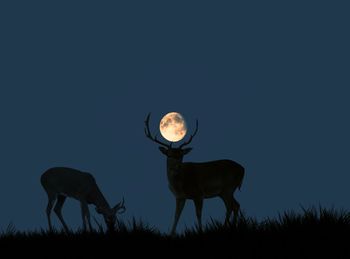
96 197 125 228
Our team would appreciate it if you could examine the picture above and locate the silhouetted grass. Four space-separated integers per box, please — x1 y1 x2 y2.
1 207 350 258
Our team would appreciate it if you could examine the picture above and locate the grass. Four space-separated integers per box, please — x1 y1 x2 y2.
1 207 350 258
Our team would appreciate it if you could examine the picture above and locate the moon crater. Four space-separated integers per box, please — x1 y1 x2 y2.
159 112 187 142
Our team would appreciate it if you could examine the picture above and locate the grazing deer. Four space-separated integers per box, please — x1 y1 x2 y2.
145 113 245 234
40 167 125 232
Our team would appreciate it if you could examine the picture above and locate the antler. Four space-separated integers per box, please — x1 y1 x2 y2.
144 113 171 148
116 197 126 214
179 119 199 149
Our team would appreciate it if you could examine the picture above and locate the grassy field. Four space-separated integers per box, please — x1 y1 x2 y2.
1 207 350 258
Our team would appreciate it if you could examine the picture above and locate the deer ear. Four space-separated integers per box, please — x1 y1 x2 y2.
112 202 120 213
111 206 117 215
159 146 168 155
95 207 103 214
182 148 193 155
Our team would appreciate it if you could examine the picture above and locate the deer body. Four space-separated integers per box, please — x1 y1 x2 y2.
145 113 245 234
166 159 244 199
42 168 104 204
41 167 125 232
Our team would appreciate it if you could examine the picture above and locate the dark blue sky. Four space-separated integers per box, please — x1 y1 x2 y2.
0 1 349 232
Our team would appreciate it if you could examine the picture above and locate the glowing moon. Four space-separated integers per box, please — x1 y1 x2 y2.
159 112 187 142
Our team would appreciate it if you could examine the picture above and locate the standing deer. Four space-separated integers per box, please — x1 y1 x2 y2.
40 167 125 232
145 113 245 234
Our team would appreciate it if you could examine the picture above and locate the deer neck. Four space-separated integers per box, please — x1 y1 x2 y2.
90 184 111 210
166 157 183 179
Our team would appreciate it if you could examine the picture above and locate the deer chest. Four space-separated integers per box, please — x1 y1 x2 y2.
167 171 202 199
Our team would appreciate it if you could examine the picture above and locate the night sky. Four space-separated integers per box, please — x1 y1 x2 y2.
0 1 349 233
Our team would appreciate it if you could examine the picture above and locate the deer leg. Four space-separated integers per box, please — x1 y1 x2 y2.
193 198 203 232
80 201 86 231
85 205 93 231
232 197 240 225
171 198 186 235
220 193 234 225
46 194 56 231
54 195 69 232
80 201 92 231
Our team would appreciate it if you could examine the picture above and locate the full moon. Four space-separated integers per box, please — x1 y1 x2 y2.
159 112 187 142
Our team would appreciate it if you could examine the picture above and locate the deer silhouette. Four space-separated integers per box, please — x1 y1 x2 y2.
145 113 245 234
41 167 125 232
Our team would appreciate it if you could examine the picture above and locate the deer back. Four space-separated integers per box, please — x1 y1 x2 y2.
168 159 244 199
41 167 97 200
